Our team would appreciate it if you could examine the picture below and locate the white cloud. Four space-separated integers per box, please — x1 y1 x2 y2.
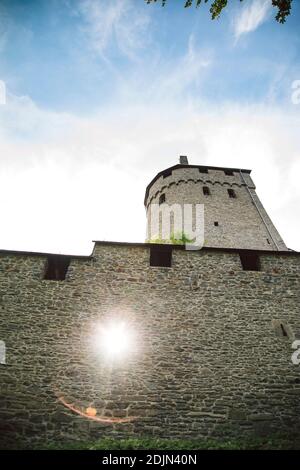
107 33 213 109
0 1 298 257
0 30 299 255
233 0 271 40
0 88 299 255
149 34 212 101
0 93 77 141
75 0 151 60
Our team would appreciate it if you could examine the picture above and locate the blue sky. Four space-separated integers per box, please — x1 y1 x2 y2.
0 0 300 253
2 0 300 112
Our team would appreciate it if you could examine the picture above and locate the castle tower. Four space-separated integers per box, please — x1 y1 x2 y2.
145 156 288 251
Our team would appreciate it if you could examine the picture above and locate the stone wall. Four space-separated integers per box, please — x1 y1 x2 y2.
145 166 287 251
0 242 299 448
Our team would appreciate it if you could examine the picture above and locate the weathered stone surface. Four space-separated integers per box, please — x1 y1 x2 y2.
145 166 287 251
0 243 299 448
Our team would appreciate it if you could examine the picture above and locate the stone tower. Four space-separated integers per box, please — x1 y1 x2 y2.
145 156 288 251
0 158 299 449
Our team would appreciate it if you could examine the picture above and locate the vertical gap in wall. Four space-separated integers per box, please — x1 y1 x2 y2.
159 193 166 205
0 340 6 366
150 246 172 267
239 252 261 271
43 255 71 281
228 188 236 198
280 323 288 337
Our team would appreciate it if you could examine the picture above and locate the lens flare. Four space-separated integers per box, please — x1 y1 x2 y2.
97 321 134 360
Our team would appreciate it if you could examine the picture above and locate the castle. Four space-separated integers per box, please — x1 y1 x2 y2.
0 157 299 448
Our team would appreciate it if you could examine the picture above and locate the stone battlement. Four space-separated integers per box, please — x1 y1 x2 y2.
0 242 299 448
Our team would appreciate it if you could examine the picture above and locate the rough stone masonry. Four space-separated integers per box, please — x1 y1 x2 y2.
0 158 299 449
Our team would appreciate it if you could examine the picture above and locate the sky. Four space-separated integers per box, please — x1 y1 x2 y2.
0 0 299 255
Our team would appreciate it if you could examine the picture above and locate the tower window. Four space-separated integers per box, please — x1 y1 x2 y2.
199 168 208 174
214 221 219 226
0 340 6 365
43 255 71 281
159 193 166 204
150 246 172 268
239 252 260 271
272 320 292 339
163 169 172 178
228 189 236 198
225 170 234 176
203 186 210 196
280 323 288 337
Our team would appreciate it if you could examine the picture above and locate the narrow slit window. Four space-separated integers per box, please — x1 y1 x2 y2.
239 252 260 271
203 186 210 196
159 193 166 204
150 246 172 267
267 238 271 245
0 340 6 365
199 168 208 174
272 320 292 339
280 323 288 337
43 255 71 281
225 170 234 176
228 188 236 199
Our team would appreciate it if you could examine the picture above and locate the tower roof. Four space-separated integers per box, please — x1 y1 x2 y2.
144 163 251 206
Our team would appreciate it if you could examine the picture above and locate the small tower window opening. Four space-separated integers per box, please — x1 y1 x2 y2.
272 320 292 339
0 340 6 365
280 323 288 337
150 246 172 268
214 221 219 226
267 238 271 245
159 193 166 205
203 186 210 196
225 170 234 176
239 252 260 271
199 168 208 174
43 255 71 281
163 169 172 178
228 188 236 199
